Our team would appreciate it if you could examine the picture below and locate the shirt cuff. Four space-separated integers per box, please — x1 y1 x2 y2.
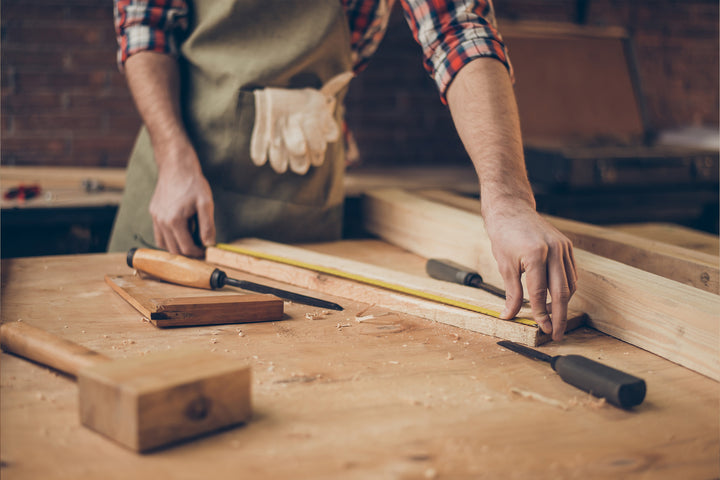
117 24 181 70
432 37 513 104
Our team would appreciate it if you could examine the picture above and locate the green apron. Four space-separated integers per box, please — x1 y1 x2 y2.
108 0 353 252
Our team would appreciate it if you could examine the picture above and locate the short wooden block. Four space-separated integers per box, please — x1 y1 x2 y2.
78 348 251 452
106 275 284 327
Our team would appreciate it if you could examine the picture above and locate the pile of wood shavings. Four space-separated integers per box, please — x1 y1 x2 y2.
305 310 330 320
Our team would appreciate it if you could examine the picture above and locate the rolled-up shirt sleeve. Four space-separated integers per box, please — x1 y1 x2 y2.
399 0 512 103
114 0 189 69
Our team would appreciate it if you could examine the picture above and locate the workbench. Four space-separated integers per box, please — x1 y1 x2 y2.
1 240 718 479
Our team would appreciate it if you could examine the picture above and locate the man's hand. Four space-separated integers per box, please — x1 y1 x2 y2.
149 143 215 257
445 58 577 340
483 201 577 340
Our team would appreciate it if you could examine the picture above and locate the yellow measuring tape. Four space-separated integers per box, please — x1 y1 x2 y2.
217 243 537 328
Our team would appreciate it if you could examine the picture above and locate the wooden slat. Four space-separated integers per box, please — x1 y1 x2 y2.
363 189 720 381
206 240 586 346
418 190 720 294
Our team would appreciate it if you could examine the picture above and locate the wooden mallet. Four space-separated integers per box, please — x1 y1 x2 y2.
0 321 251 452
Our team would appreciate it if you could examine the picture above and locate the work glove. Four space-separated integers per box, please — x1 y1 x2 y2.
250 72 354 175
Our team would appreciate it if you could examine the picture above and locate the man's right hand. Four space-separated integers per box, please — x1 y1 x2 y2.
148 143 215 257
124 52 216 257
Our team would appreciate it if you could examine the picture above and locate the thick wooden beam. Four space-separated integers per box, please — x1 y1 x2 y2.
363 189 720 381
418 189 719 294
206 239 586 346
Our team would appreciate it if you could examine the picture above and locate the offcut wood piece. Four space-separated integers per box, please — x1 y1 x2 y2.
206 239 586 346
362 189 720 381
105 274 284 327
418 189 720 294
0 321 251 452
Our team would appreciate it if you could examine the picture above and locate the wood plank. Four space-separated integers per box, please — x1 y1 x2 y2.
206 239 586 346
1 252 718 478
362 189 720 381
105 274 283 327
610 222 719 256
344 166 479 197
418 189 720 293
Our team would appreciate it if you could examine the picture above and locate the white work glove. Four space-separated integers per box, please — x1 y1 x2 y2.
250 72 354 175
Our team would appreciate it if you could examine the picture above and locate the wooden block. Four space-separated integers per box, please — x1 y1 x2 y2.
78 348 251 452
362 189 720 381
105 275 283 327
206 240 586 346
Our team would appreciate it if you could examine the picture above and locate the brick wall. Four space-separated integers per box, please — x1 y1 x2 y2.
2 0 718 168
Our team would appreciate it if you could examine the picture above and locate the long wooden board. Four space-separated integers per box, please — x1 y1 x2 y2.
418 189 719 293
105 274 283 327
206 240 586 346
363 189 720 381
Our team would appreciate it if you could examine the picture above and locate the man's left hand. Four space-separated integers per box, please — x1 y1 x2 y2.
483 201 577 341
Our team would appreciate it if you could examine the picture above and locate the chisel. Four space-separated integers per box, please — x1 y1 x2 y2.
426 258 528 304
497 340 646 409
127 248 343 311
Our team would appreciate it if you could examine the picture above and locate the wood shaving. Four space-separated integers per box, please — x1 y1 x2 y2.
336 323 352 329
446 353 454 360
355 303 376 317
510 387 568 410
305 311 330 320
355 312 393 322
567 395 607 409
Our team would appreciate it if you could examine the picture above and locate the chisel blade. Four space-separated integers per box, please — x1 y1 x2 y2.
224 278 343 311
497 340 552 363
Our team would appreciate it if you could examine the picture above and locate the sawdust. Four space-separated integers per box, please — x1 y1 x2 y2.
305 310 330 320
510 387 568 410
568 395 607 409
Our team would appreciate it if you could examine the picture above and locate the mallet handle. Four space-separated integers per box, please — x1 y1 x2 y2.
0 322 110 377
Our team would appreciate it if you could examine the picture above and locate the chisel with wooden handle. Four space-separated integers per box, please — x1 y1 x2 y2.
127 248 343 311
498 340 647 409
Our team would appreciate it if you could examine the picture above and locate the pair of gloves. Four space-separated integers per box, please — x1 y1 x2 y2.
250 72 353 175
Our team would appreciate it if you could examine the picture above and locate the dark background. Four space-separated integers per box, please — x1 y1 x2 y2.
2 0 718 256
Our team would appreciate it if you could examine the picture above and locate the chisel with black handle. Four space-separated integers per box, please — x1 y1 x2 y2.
427 258 528 305
498 340 647 409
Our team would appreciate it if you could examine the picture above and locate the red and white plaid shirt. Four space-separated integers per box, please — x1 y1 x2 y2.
114 0 511 102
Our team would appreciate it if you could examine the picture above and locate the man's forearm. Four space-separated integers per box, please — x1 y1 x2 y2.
124 51 194 164
123 51 215 256
445 58 535 217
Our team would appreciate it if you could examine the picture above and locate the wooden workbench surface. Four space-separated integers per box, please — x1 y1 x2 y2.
1 241 718 479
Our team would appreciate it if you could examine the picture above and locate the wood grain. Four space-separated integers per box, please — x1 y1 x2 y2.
418 189 720 293
363 189 720 380
206 239 586 346
105 275 283 327
0 251 717 478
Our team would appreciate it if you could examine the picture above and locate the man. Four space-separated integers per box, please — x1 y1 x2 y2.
109 0 577 340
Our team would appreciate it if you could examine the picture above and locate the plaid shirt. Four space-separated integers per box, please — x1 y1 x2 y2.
114 0 510 102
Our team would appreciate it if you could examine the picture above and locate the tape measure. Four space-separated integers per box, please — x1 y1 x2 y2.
216 243 538 328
